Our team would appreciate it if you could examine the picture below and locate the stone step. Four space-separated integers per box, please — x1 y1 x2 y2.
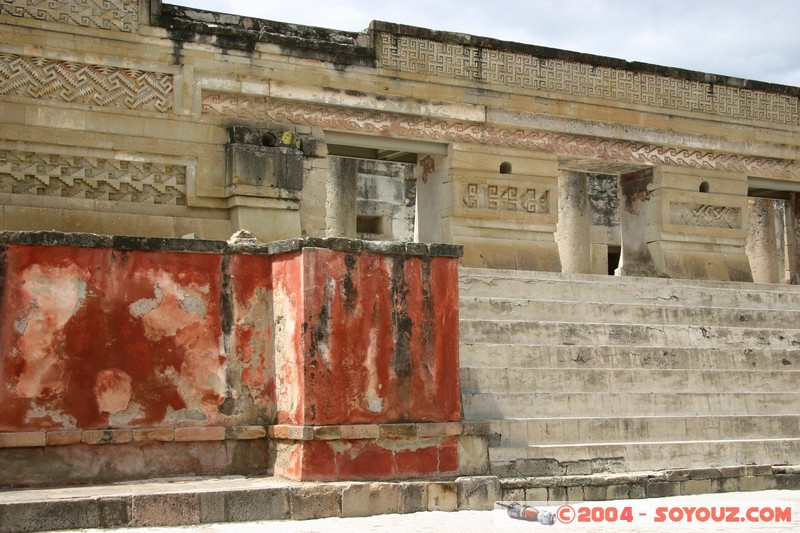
459 343 800 370
459 266 800 291
0 476 502 533
459 268 800 309
488 415 800 447
460 319 800 348
460 297 800 328
489 438 800 474
497 465 800 501
460 367 800 394
462 391 800 419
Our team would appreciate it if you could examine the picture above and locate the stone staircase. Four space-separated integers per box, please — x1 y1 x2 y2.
459 267 800 477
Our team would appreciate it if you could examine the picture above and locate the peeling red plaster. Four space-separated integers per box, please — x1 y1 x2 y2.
230 254 275 413
0 238 463 483
94 369 132 414
284 248 461 426
13 263 87 399
0 246 231 430
272 251 305 425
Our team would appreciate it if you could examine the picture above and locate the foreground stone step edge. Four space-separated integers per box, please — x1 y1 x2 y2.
0 476 498 533
1 467 798 532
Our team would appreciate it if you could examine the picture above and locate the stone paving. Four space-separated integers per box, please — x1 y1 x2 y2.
59 490 799 532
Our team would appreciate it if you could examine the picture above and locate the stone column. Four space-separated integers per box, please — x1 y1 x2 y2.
617 168 658 277
787 193 800 284
746 198 782 284
326 156 358 237
556 171 591 274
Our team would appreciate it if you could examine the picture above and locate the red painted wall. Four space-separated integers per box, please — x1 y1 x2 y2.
0 244 274 432
273 247 461 426
0 234 462 483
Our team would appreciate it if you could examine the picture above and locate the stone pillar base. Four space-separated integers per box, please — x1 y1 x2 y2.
271 423 490 481
649 241 753 282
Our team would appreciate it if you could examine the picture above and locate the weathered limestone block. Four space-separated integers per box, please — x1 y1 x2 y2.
789 193 800 284
619 166 752 281
224 127 306 240
326 156 358 237
326 156 416 241
444 144 560 271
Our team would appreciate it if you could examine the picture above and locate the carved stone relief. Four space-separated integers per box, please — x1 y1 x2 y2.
0 54 173 112
0 149 186 205
376 32 799 126
201 93 800 182
0 0 139 32
670 202 741 229
462 183 549 214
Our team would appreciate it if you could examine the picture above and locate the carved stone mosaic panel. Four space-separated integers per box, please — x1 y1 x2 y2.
0 54 173 112
670 202 741 229
0 149 186 205
377 33 799 126
0 0 139 32
462 182 549 214
201 94 800 181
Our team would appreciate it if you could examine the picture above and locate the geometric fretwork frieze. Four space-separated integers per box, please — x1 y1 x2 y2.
462 182 549 214
0 149 186 205
0 0 139 32
201 93 800 182
0 54 173 112
670 202 741 229
376 32 800 126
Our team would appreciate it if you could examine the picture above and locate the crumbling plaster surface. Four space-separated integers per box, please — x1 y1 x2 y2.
0 231 465 485
0 244 271 432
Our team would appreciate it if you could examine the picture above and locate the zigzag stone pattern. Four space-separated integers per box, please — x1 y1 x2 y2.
377 32 800 126
670 203 742 229
201 93 800 181
0 0 139 32
0 54 173 112
0 149 186 205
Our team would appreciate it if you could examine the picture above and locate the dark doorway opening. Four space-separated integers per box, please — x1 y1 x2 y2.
608 246 621 275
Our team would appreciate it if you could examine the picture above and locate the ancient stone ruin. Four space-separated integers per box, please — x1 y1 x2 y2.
1 0 800 526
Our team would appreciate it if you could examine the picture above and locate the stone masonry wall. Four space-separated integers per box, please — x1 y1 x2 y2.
3 1 800 280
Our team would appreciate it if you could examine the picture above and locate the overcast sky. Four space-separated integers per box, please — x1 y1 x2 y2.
173 1 800 87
